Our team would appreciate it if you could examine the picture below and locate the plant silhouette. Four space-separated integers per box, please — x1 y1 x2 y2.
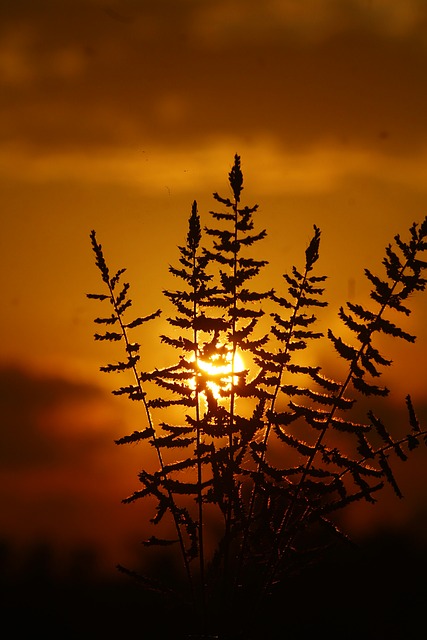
88 155 427 639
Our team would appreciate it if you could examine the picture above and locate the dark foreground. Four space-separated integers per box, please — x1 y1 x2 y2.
1 531 426 639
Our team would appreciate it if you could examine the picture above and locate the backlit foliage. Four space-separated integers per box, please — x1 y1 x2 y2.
88 155 427 638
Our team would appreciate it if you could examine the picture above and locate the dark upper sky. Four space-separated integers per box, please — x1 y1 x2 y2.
1 0 427 154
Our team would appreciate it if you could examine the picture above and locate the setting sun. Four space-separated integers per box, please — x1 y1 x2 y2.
197 349 245 399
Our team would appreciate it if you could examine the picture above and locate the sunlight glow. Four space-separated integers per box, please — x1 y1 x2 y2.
197 349 245 399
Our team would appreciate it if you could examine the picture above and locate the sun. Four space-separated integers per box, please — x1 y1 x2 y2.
197 349 245 399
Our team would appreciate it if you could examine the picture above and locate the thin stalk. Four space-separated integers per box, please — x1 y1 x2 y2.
337 429 427 486
222 195 239 601
234 267 310 591
192 257 207 625
107 277 195 601
261 242 422 598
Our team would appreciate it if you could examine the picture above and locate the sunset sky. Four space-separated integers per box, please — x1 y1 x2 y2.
1 0 427 577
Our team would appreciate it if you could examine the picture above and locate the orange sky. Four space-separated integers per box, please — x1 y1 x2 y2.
1 0 427 576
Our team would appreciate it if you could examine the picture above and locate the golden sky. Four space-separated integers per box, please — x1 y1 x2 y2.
1 0 427 574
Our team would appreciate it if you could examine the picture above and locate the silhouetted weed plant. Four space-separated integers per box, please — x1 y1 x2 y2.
88 155 427 638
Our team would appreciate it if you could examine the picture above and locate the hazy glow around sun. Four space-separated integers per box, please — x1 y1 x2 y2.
198 349 245 399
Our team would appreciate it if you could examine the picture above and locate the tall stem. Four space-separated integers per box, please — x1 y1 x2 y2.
223 196 239 599
108 279 195 599
235 267 310 592
192 254 206 625
262 247 419 597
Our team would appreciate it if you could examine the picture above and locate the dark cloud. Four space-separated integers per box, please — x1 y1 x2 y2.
1 1 427 155
0 365 115 468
